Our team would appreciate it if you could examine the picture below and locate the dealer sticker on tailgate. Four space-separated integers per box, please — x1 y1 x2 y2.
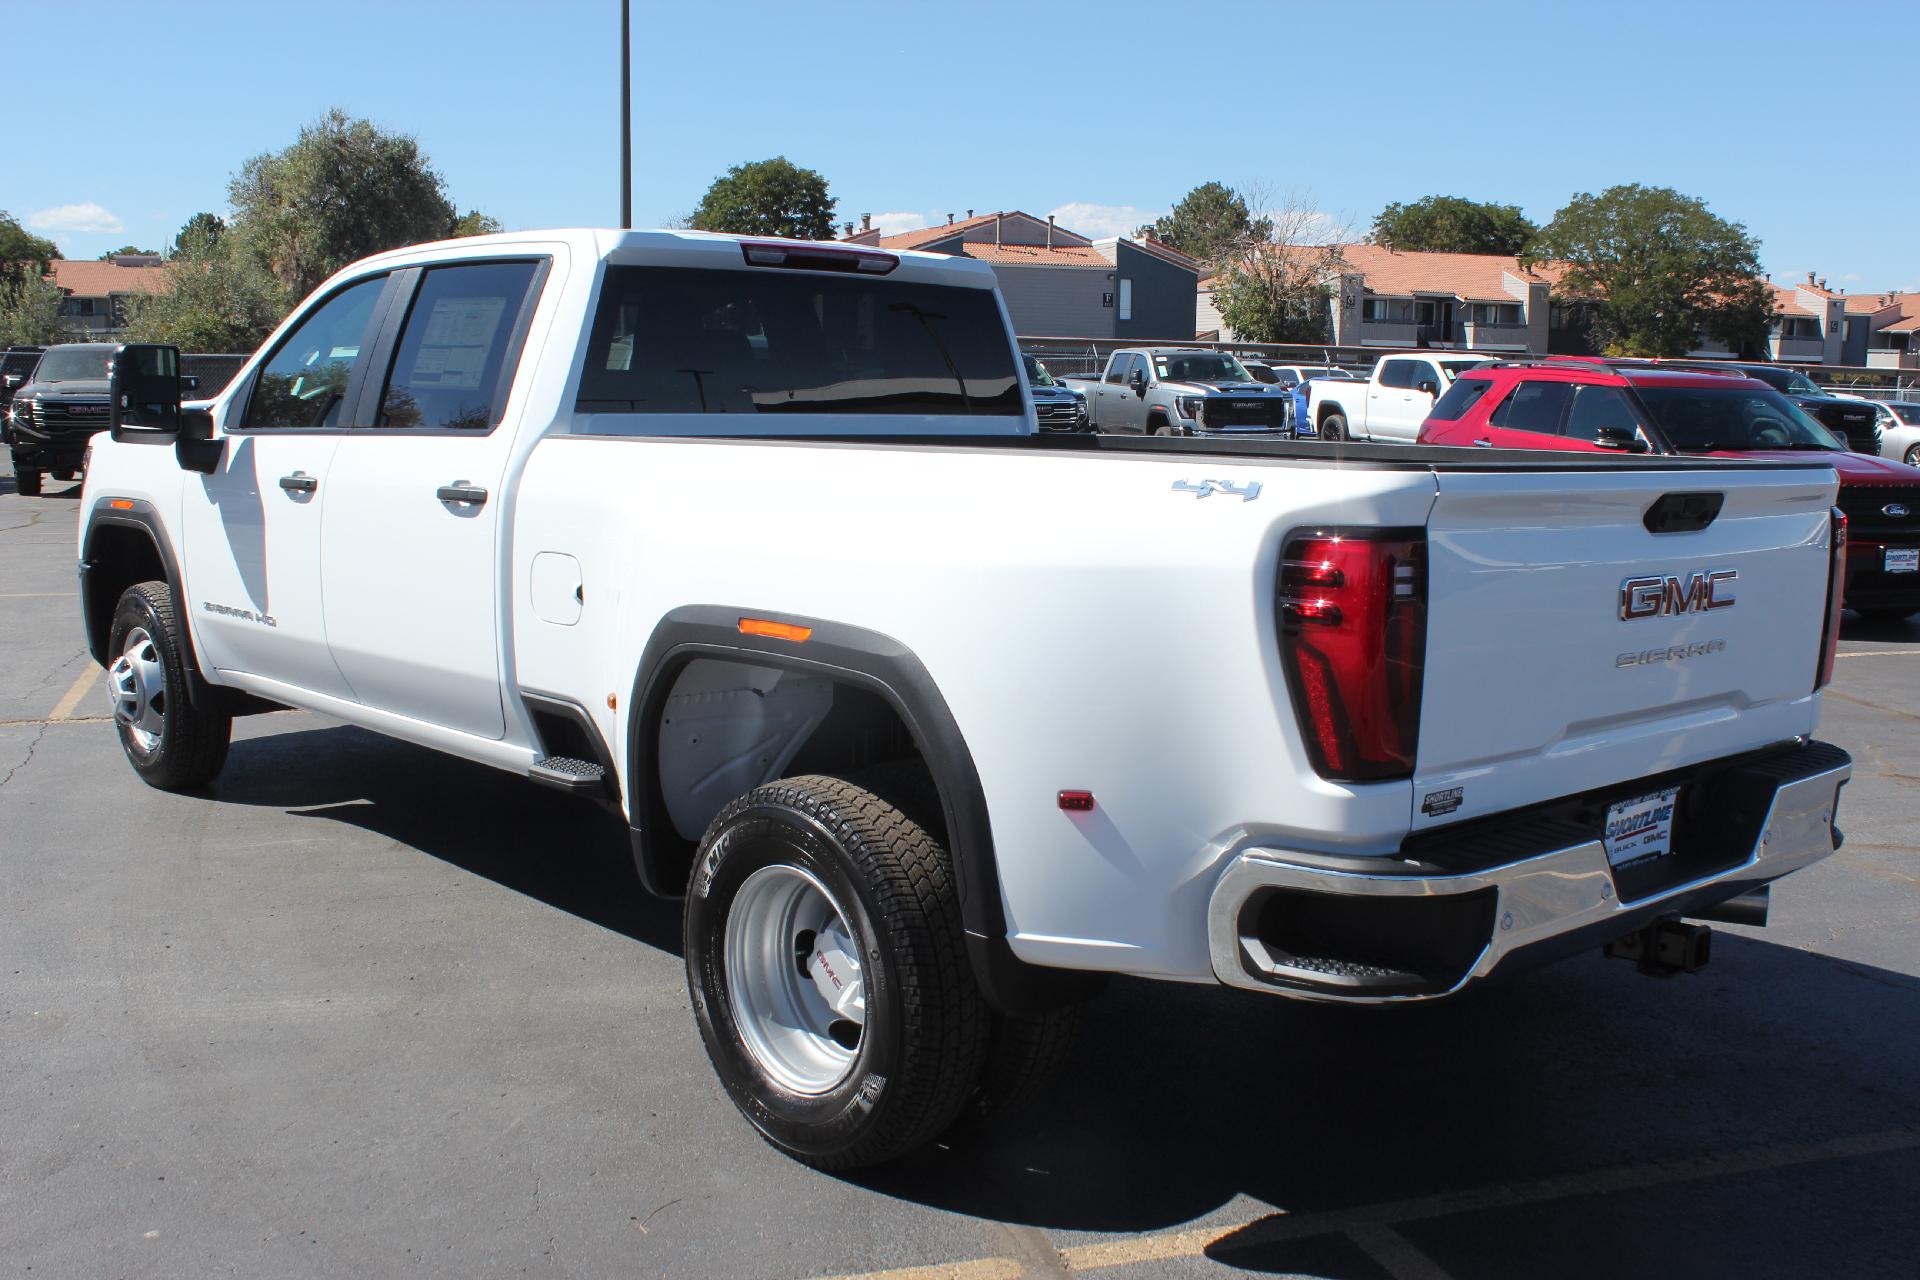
1604 787 1680 867
1886 547 1918 574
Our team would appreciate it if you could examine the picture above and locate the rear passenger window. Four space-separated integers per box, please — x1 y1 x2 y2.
1563 385 1639 442
379 261 542 430
1490 381 1572 435
1429 376 1493 421
1378 360 1414 389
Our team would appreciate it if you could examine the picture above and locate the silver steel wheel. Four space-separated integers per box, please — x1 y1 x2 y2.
108 625 167 752
1906 444 1920 467
724 863 866 1095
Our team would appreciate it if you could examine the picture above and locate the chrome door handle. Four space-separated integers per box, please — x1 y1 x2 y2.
278 471 318 493
436 482 488 506
1473 438 1493 448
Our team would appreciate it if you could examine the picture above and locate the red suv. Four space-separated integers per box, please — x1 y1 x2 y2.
1420 360 1920 622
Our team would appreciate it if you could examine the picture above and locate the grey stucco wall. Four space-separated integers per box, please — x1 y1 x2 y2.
991 265 1115 338
1111 241 1196 342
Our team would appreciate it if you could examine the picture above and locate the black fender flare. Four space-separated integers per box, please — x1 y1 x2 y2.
626 605 1101 1015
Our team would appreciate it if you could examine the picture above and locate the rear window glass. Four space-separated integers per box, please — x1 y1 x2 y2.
379 260 541 430
577 266 1021 416
1429 376 1492 420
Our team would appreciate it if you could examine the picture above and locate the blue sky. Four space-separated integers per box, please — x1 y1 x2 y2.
12 0 1916 291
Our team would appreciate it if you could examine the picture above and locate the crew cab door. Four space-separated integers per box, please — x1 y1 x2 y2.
1366 358 1437 443
1106 353 1147 433
318 258 548 739
178 272 394 698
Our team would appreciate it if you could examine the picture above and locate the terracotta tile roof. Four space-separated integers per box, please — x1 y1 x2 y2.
873 215 998 250
1330 243 1555 301
50 259 171 298
1843 290 1917 316
958 243 1109 267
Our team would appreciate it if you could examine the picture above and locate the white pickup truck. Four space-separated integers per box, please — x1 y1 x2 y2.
78 228 1852 1169
1308 350 1491 442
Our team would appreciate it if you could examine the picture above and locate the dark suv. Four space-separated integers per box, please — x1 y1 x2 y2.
7 343 115 496
1673 362 1881 453
0 345 44 443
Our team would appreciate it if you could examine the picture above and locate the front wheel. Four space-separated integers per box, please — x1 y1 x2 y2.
108 581 232 790
1905 443 1920 467
14 465 41 496
684 775 989 1169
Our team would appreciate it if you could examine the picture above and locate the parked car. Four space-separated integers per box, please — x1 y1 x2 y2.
8 343 116 496
1421 360 1920 621
1058 347 1291 435
1668 362 1881 454
1 345 44 445
79 229 1852 1170
1021 354 1089 432
1306 352 1491 443
1867 400 1920 467
1286 368 1363 437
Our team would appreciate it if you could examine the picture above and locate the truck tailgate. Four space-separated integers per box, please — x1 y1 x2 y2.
1413 465 1838 830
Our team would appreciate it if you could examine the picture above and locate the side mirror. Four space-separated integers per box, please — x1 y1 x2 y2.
1594 425 1648 453
108 343 182 444
1416 379 1439 396
1128 368 1146 392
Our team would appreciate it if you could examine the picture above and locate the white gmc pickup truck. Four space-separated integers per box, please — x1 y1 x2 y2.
78 228 1852 1169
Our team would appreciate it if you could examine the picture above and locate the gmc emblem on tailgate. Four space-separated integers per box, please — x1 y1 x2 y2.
1619 569 1737 620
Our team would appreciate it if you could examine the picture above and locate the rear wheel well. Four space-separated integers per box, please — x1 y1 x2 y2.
83 524 168 664
635 657 935 898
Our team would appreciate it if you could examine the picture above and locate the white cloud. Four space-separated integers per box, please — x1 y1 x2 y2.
868 211 927 236
1840 272 1862 282
28 201 124 234
1049 202 1161 240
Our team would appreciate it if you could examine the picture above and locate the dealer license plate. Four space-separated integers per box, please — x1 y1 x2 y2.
1604 787 1680 868
1886 547 1918 574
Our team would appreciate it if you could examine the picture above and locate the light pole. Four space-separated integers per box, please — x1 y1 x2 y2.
619 0 632 228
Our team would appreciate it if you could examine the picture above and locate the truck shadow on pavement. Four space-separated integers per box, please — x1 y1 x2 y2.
207 720 682 956
204 720 1920 1278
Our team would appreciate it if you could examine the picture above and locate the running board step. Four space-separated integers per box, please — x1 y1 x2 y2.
530 756 608 793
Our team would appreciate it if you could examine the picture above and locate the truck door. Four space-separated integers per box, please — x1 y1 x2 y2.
1110 353 1148 433
177 272 393 699
318 258 548 739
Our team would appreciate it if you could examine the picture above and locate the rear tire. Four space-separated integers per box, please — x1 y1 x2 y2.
14 466 41 496
965 1003 1080 1125
107 581 232 790
52 468 75 482
1904 444 1920 467
1321 412 1349 442
685 774 988 1169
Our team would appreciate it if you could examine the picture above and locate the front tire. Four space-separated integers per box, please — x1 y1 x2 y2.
14 465 41 496
108 581 232 790
685 775 988 1169
1854 606 1917 624
1905 443 1920 467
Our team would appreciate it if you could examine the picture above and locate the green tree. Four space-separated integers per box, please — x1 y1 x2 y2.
1531 185 1771 357
122 229 287 353
1215 246 1341 343
1144 182 1272 267
97 244 158 260
689 157 835 240
228 107 456 298
1369 195 1537 255
448 209 502 237
0 275 66 345
172 212 226 258
0 211 59 287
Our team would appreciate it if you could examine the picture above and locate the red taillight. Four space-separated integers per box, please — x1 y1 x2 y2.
1278 531 1427 781
738 241 898 274
1816 507 1846 689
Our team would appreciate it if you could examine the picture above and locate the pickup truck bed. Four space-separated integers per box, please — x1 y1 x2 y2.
75 228 1851 1169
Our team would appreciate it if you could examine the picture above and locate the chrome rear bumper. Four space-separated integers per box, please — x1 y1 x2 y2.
1207 742 1851 1003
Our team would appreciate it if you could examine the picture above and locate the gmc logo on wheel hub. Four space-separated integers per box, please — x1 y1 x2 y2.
1619 569 1738 620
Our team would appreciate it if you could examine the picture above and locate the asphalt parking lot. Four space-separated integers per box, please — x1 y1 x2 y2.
3 460 1918 1280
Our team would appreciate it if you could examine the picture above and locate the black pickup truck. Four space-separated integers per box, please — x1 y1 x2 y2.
1676 362 1881 453
7 343 115 495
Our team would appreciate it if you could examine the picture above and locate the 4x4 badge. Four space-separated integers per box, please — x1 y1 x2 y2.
1172 479 1261 501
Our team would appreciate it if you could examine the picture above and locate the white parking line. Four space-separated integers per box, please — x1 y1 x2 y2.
46 667 101 722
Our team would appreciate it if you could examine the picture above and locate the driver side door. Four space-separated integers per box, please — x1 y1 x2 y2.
177 272 396 700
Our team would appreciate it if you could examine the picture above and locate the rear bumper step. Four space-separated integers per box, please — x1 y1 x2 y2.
1206 740 1850 1002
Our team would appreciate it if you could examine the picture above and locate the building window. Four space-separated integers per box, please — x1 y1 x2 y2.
1781 317 1820 340
1118 278 1132 321
1363 299 1391 322
1844 318 1860 341
1415 300 1437 326
60 297 99 317
1472 302 1521 326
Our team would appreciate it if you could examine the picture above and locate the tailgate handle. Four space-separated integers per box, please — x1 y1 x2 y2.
1644 491 1725 535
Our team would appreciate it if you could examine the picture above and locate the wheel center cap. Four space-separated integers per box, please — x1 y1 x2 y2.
805 925 865 1025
